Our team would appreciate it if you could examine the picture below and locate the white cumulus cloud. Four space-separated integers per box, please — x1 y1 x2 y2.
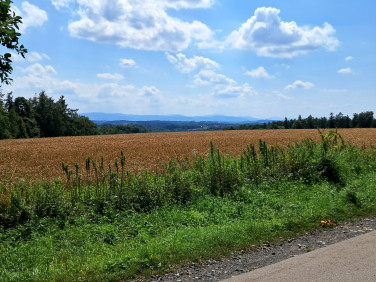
119 59 136 68
22 63 57 76
13 2 48 32
194 70 256 98
57 0 215 52
285 80 314 90
166 53 219 73
345 56 353 61
245 66 272 78
227 7 339 58
194 70 235 86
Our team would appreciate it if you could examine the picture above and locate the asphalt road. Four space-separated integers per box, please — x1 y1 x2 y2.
222 231 376 282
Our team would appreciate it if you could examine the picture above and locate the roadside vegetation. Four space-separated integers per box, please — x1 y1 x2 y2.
1 130 376 281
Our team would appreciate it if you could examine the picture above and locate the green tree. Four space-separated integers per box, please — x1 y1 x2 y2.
353 111 374 128
328 112 335 128
7 107 19 138
71 115 99 136
306 115 315 129
31 91 98 137
283 117 289 129
335 112 351 128
319 117 327 129
14 96 31 117
0 0 27 85
0 89 10 138
4 91 13 111
14 96 40 137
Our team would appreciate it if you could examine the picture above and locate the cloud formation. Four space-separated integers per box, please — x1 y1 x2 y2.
227 7 339 58
13 2 48 32
245 66 272 78
338 68 353 74
22 63 57 76
166 53 219 73
285 80 314 90
194 70 256 98
9 61 163 113
55 0 215 52
119 59 136 68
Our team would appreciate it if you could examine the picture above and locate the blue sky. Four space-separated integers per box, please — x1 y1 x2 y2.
3 0 376 118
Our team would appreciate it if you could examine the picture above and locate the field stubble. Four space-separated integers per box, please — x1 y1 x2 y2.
1 129 375 183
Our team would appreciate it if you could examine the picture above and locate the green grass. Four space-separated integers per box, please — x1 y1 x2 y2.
1 130 376 281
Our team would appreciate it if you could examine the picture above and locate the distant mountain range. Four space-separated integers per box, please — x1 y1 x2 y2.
81 112 272 123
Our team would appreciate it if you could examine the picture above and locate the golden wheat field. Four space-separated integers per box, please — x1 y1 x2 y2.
1 129 376 183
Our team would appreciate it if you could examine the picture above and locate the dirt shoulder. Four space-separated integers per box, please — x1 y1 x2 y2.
144 216 376 282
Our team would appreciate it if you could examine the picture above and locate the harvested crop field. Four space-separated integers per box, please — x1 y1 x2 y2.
1 129 376 183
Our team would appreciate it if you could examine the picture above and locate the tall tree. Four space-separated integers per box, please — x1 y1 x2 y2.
14 96 40 137
0 89 10 138
0 0 27 85
353 111 374 128
283 117 289 129
306 115 315 129
4 91 13 111
328 112 335 128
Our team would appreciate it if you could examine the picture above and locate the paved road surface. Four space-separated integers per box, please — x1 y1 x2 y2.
222 231 376 282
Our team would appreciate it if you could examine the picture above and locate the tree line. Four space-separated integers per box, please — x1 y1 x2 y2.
235 111 376 130
0 91 99 139
0 91 150 139
98 124 147 135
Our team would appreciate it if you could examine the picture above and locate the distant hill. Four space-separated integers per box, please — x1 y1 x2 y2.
81 112 261 123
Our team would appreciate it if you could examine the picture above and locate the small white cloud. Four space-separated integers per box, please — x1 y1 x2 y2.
119 59 136 68
285 80 314 90
97 73 124 81
194 70 235 86
22 63 57 76
227 7 339 58
338 68 353 74
166 53 219 73
245 66 272 78
345 56 353 61
13 2 48 32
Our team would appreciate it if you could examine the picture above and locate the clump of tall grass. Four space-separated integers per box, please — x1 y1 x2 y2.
1 130 375 229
